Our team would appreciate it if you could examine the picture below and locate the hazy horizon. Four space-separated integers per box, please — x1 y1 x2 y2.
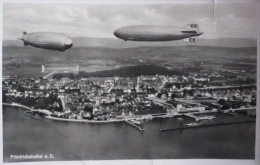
3 36 258 41
3 37 257 49
3 1 257 40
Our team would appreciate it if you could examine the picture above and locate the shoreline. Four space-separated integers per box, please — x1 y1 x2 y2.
3 103 35 111
2 103 129 123
44 116 125 123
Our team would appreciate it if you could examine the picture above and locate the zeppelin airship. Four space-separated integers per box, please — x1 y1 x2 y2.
17 32 73 52
114 24 203 42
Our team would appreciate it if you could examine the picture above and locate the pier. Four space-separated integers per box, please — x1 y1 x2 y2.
160 120 255 132
125 119 145 131
183 113 200 120
183 113 215 121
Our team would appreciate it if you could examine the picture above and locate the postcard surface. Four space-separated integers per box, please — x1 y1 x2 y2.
1 0 258 164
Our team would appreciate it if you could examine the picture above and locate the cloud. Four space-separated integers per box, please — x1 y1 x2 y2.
105 6 180 28
214 13 256 38
54 6 89 22
23 8 37 20
46 5 105 27
225 14 241 20
142 8 166 19
2 3 257 39
198 17 211 23
106 14 141 28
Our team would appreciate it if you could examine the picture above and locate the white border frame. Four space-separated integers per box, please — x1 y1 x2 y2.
0 0 259 165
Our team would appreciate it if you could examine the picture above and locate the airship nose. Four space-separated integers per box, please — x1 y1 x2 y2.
64 37 73 50
197 31 203 35
114 30 120 38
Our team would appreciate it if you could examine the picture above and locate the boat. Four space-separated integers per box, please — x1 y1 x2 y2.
130 119 142 125
24 111 43 121
196 115 215 120
185 122 202 127
220 110 234 116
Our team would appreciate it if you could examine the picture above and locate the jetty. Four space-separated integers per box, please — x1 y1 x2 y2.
23 111 43 121
125 119 145 131
219 110 234 116
183 113 215 121
160 120 255 132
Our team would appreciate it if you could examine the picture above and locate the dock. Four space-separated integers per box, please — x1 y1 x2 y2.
160 120 255 132
183 113 215 121
183 113 200 120
23 111 43 121
125 120 145 131
219 110 234 116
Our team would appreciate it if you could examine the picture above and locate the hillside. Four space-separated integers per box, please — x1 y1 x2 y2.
2 45 256 65
3 37 257 49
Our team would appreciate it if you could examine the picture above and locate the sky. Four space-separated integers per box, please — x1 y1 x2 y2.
2 1 257 40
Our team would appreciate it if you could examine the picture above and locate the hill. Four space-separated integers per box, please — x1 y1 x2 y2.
2 45 256 65
3 37 257 48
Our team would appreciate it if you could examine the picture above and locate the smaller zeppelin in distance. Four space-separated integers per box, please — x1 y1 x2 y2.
17 32 73 52
114 24 203 43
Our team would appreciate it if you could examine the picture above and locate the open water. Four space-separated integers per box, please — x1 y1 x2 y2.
3 105 255 162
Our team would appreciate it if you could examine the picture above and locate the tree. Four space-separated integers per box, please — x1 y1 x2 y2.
84 104 93 113
221 104 230 110
188 90 194 96
171 93 177 99
2 94 7 103
249 100 256 106
56 98 63 112
35 99 48 109
183 89 188 96
218 99 226 105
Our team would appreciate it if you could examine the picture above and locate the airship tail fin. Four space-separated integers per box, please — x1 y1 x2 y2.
183 37 198 43
17 32 27 40
184 24 199 31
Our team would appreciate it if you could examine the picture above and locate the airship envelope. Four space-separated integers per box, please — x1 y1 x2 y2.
17 32 73 52
114 24 203 42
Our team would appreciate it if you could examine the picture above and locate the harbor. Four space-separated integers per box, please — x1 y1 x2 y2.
3 103 256 133
3 105 256 160
159 120 256 132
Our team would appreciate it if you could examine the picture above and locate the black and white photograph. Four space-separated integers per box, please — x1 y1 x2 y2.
1 0 259 164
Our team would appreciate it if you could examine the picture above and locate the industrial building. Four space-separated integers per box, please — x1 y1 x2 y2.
41 64 79 75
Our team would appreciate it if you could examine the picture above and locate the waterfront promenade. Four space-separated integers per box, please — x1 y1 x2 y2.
2 103 35 111
2 103 134 124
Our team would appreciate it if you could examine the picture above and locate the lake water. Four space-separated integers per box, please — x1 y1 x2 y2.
3 105 255 163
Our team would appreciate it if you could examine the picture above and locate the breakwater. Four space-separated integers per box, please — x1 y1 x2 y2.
160 120 255 132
